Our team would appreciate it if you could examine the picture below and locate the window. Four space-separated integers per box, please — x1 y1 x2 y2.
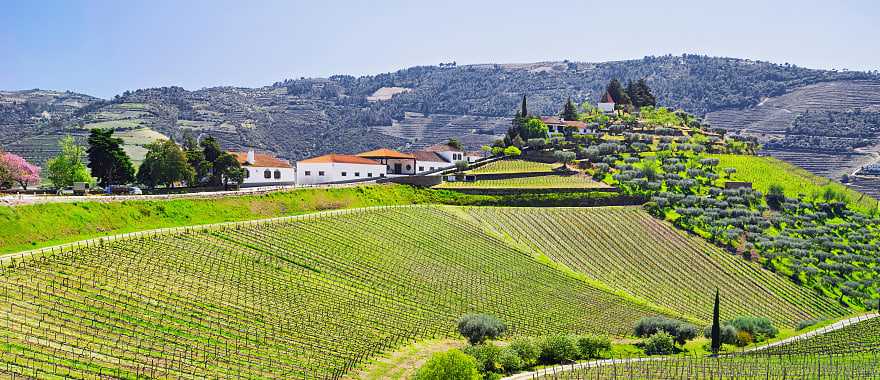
304 171 311 176
406 164 411 170
244 169 250 178
264 170 271 179
318 171 325 176
274 170 281 179
419 166 424 171
367 173 373 177
341 172 347 177
354 172 360 177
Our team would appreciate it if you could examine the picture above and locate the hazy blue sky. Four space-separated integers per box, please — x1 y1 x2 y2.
2 0 877 98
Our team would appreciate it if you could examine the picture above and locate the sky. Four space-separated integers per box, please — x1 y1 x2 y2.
2 0 878 99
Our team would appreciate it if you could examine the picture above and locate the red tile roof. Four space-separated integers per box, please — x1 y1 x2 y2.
540 117 590 129
298 154 380 165
411 151 449 162
231 151 293 168
540 116 564 125
357 148 415 159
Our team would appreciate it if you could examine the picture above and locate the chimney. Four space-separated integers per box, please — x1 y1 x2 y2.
246 150 256 165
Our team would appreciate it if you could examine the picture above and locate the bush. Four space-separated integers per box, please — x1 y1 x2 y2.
503 146 522 157
643 331 676 355
796 319 824 331
463 344 501 374
413 349 481 380
725 316 778 342
576 334 611 359
508 338 540 368
766 184 785 210
497 347 523 374
634 317 699 345
538 334 579 364
458 314 506 345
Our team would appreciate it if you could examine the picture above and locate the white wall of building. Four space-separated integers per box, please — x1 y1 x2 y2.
434 150 465 163
296 162 386 185
241 166 296 186
416 160 452 173
598 102 615 113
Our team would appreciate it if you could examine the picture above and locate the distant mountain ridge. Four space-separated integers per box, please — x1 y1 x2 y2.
1 54 878 169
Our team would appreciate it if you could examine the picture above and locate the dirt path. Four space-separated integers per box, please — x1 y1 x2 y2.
348 339 463 380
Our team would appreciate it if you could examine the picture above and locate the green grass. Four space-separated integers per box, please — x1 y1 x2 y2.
82 119 144 130
713 154 879 213
464 207 849 327
435 174 609 189
467 159 558 175
0 205 669 378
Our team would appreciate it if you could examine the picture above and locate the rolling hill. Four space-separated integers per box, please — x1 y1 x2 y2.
0 203 853 378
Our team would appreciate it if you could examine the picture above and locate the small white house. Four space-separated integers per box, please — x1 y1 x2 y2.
296 154 386 185
541 116 596 137
597 91 616 114
357 149 417 176
423 143 466 163
412 151 453 173
233 150 296 187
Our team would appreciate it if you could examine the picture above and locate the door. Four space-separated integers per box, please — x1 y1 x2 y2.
393 163 402 174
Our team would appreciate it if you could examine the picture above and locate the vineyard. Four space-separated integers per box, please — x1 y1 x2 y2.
434 175 609 190
0 205 668 379
465 207 850 327
533 353 880 379
759 315 880 355
467 159 558 175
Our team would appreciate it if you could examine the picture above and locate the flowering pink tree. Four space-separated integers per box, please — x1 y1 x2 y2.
0 153 41 190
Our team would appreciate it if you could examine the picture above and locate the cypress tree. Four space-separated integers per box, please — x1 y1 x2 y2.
711 288 721 355
562 97 578 121
521 95 528 117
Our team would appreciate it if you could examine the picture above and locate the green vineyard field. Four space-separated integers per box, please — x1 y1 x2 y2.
0 206 665 379
464 207 849 326
467 159 558 175
434 175 609 190
760 315 880 355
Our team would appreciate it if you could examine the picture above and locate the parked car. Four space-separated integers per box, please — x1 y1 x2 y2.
106 185 143 195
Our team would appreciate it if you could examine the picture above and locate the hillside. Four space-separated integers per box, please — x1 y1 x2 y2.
0 205 670 379
465 207 849 326
3 55 876 168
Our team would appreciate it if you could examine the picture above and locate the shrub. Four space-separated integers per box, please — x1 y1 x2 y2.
463 344 501 374
643 331 676 355
458 314 506 345
766 184 785 210
735 330 753 346
413 349 481 380
538 334 579 364
497 347 524 373
508 338 540 367
725 316 778 342
503 146 522 157
634 317 699 345
796 319 824 331
576 334 611 359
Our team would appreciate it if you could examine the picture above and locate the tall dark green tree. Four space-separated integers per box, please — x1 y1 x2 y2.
521 95 528 117
606 79 631 105
213 153 244 190
199 136 226 186
626 79 657 108
183 135 210 184
86 128 135 186
137 139 195 188
562 97 578 120
710 289 721 355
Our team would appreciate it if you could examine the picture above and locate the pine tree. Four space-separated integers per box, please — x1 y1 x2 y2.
86 128 135 187
606 79 631 105
561 97 578 121
521 95 528 117
710 289 721 355
626 78 657 108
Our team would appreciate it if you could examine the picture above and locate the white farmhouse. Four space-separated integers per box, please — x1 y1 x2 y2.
541 116 596 137
597 91 616 114
412 151 452 173
232 150 296 187
422 143 467 163
356 149 417 176
296 154 386 185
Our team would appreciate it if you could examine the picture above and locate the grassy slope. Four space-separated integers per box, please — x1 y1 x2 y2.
465 206 850 327
713 154 879 213
434 175 608 189
0 185 480 254
0 205 667 378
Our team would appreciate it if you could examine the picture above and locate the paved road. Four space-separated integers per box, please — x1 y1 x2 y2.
503 313 879 380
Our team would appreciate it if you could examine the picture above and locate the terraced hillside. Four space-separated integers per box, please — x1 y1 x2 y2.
465 207 850 327
376 112 509 150
435 174 608 190
467 159 558 175
0 206 667 379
